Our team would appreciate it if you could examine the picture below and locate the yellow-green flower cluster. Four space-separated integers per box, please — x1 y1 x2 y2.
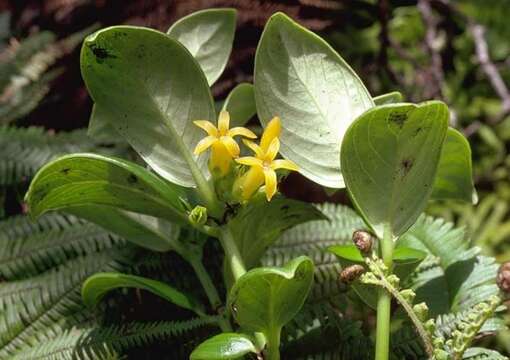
193 111 298 201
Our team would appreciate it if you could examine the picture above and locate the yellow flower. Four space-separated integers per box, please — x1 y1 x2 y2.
194 110 257 176
235 117 298 201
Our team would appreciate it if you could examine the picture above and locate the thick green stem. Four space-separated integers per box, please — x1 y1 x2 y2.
375 224 394 360
265 328 281 360
219 226 247 280
189 258 232 332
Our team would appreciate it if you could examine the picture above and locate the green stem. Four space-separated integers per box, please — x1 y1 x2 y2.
375 223 394 360
189 258 232 332
265 328 281 360
219 226 247 280
217 227 267 351
162 117 223 218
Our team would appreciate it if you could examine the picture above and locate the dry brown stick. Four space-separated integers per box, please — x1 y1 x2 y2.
469 23 510 121
417 0 445 100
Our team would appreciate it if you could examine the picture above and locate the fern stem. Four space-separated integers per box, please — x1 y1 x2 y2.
375 223 393 360
189 258 232 332
219 226 247 280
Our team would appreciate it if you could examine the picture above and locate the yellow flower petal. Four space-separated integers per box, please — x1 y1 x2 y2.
271 159 299 171
194 120 218 137
243 139 265 158
218 110 230 135
265 138 280 162
210 141 232 176
228 127 257 139
194 136 217 155
220 136 240 158
263 167 277 201
260 116 281 152
235 156 264 167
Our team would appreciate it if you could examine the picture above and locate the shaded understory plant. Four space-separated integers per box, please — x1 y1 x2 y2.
0 7 507 360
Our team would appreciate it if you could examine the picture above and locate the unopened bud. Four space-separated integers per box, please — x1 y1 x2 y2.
352 230 374 254
339 264 365 284
497 261 510 293
188 206 208 226
413 302 429 321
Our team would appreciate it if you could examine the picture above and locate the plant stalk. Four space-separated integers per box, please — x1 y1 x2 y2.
219 226 247 280
189 258 232 332
265 327 281 360
375 223 394 360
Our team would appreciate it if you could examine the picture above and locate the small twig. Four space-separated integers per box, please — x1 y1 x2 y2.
435 0 510 122
377 0 399 84
417 0 445 99
469 23 510 121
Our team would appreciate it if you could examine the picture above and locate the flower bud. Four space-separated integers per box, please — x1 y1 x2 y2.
352 230 374 254
497 261 510 293
339 264 365 284
188 206 208 226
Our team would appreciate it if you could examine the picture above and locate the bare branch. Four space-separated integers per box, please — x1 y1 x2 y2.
469 23 510 121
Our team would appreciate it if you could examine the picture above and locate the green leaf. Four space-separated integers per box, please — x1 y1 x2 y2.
190 333 257 360
67 205 180 252
229 256 314 334
25 153 188 224
373 91 403 105
431 128 475 203
81 26 215 187
87 104 118 142
167 8 236 86
340 101 449 237
398 216 501 317
254 12 374 188
221 83 256 127
229 196 326 269
82 272 205 315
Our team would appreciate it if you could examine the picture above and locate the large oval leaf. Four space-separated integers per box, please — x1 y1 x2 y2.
81 26 215 187
68 205 180 252
25 153 188 224
82 272 205 315
228 256 314 334
221 83 256 127
340 101 449 237
190 333 257 360
431 128 475 203
254 12 374 188
167 8 236 86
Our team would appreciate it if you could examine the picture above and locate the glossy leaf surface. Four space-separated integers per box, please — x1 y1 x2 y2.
221 83 256 127
190 333 257 360
81 26 215 187
68 205 180 252
431 127 475 203
82 272 204 315
25 153 188 224
254 12 374 188
168 8 236 86
229 256 314 334
340 101 449 237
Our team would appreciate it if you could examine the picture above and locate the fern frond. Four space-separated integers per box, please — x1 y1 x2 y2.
0 213 125 280
0 250 127 358
0 27 95 124
9 316 219 360
0 126 125 186
284 303 373 359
